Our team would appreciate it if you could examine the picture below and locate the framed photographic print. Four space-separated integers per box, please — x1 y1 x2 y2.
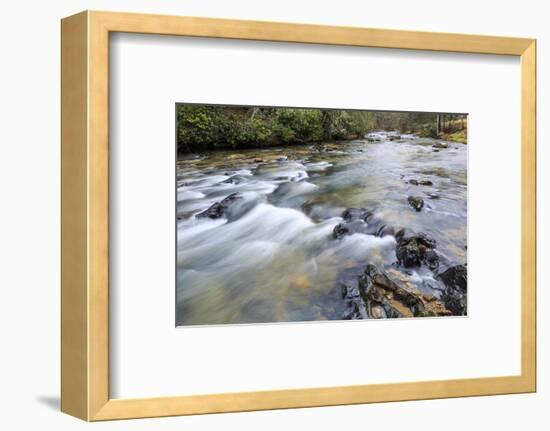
61 10 536 421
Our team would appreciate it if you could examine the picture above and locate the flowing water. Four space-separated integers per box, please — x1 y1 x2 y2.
176 132 467 325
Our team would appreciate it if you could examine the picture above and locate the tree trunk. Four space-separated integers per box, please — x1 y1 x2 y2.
249 107 260 120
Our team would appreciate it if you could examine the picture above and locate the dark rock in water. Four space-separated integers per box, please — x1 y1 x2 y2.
432 142 449 149
358 264 425 318
364 216 385 236
433 149 440 153
438 265 467 316
395 232 438 270
342 302 360 320
376 224 396 238
423 249 440 271
409 179 433 186
333 223 350 239
439 265 467 292
336 207 398 239
427 193 440 200
196 193 252 221
442 290 467 316
196 201 232 219
334 207 395 239
274 176 289 181
222 175 248 184
337 263 452 320
388 135 401 141
394 227 415 243
408 196 424 211
339 276 368 319
341 207 372 222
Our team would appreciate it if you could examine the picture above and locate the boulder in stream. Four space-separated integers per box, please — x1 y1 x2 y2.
333 207 399 239
439 264 467 292
195 193 253 221
409 179 433 186
438 264 468 315
342 207 372 223
358 264 425 318
333 207 395 239
408 196 424 211
332 223 350 239
222 175 248 185
395 231 439 270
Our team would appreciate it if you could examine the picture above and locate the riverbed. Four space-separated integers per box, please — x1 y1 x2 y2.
176 132 467 325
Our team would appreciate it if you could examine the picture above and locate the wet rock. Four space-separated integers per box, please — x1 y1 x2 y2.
222 175 248 184
439 265 468 316
439 265 467 292
409 179 433 186
376 224 397 238
408 196 424 211
342 207 372 222
358 264 425 318
334 207 394 239
342 302 360 320
339 276 368 319
442 291 466 316
432 142 449 149
334 207 400 239
423 250 439 271
395 231 439 270
196 193 252 221
394 227 415 243
369 304 387 318
333 223 350 239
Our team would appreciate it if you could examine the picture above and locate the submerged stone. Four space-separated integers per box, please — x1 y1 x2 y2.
408 196 424 211
195 193 252 221
409 179 433 186
332 223 350 239
222 175 248 184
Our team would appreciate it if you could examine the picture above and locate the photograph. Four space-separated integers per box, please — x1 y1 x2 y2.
175 105 468 326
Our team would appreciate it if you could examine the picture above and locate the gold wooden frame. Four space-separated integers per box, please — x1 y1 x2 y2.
61 10 537 421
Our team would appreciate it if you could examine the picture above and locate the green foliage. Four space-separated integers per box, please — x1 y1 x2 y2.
177 105 272 152
176 105 465 153
274 109 324 143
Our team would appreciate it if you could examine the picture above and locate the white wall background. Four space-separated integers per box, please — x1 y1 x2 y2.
0 0 546 429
